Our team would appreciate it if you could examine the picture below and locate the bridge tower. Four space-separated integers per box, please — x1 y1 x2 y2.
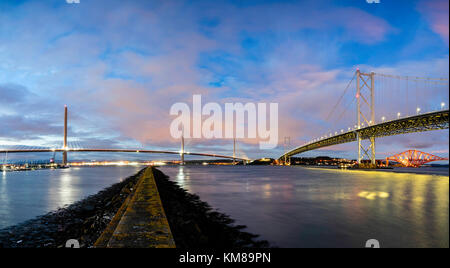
180 133 185 165
356 70 376 166
233 137 236 165
283 137 291 165
63 105 68 166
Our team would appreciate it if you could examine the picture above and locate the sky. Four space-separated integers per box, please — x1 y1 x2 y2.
0 0 449 162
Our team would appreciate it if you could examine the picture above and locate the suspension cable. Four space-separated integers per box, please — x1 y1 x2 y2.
325 72 356 122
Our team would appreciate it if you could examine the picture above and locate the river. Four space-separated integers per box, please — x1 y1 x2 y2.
0 165 448 247
0 166 143 229
159 165 449 248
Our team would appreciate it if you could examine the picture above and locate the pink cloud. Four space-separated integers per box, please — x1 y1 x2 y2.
418 0 449 45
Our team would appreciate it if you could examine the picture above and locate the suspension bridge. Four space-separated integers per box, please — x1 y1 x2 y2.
280 69 449 167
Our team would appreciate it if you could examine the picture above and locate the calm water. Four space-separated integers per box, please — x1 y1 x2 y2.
0 166 143 229
0 165 448 247
159 165 449 248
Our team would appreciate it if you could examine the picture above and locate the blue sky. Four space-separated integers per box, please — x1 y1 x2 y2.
0 0 448 161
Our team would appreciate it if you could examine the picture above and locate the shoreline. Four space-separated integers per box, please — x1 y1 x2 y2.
295 165 449 176
0 167 268 248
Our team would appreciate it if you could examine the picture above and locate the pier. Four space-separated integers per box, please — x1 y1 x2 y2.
94 167 175 248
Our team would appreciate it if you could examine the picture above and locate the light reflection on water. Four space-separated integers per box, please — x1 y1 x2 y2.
159 165 449 248
176 166 187 187
0 166 142 229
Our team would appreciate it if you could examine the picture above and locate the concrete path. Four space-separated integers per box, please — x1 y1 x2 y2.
95 167 175 248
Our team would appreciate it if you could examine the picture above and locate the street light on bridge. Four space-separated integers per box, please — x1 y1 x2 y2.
416 107 421 114
397 112 401 119
441 102 446 109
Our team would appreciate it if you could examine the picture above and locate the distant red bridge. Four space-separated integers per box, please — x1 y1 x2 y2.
386 150 448 168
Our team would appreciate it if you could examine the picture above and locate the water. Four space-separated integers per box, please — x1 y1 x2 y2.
0 166 143 229
159 165 449 248
0 165 448 247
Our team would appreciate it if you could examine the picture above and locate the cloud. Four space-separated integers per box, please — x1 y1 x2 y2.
417 0 449 45
0 84 32 105
0 114 61 140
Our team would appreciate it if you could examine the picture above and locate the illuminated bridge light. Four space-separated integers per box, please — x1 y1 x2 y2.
381 116 386 122
416 107 421 114
397 112 401 118
441 102 446 109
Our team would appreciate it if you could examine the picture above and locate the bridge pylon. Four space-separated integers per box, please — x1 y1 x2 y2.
233 137 236 165
180 133 185 165
283 137 291 165
63 105 68 166
356 70 376 166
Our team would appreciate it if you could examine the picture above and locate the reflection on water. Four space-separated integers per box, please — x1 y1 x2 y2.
0 166 142 229
56 170 78 208
160 165 449 248
357 191 389 200
176 166 188 187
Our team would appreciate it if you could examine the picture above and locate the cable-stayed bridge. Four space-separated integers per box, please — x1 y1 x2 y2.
0 107 249 165
280 70 449 166
0 147 246 162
